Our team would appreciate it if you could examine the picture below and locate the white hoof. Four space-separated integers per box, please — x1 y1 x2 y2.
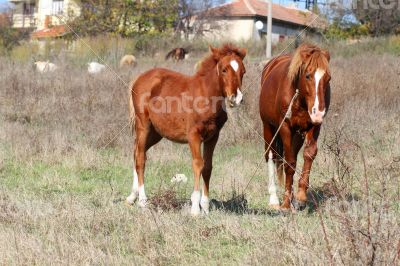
138 198 148 208
200 196 209 215
126 192 138 205
269 194 280 206
191 205 201 216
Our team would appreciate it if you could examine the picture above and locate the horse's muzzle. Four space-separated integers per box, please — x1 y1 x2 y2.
309 108 326 124
228 89 244 108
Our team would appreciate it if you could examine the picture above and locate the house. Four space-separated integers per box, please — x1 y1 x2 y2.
9 0 80 38
188 0 326 43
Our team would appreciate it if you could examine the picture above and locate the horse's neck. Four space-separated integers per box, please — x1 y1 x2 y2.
196 66 223 97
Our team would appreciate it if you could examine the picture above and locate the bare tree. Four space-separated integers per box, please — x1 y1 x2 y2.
353 0 400 35
176 0 215 40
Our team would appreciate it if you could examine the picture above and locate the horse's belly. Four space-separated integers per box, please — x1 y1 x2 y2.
149 113 188 143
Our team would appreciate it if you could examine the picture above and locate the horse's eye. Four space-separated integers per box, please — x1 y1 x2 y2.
305 73 311 80
222 68 227 74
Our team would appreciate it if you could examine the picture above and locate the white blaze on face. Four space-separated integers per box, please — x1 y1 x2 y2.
313 68 325 113
230 60 239 72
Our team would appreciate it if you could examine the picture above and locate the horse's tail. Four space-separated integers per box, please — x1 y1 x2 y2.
275 136 285 187
128 78 137 134
165 49 175 60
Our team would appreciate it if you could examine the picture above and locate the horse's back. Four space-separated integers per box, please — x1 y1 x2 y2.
261 54 291 86
260 54 291 125
133 68 190 97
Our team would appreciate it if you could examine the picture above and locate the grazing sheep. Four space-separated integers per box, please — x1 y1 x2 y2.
120 55 137 68
88 62 106 74
34 61 58 73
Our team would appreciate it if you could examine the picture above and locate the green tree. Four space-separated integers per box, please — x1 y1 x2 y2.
0 15 29 54
70 0 179 37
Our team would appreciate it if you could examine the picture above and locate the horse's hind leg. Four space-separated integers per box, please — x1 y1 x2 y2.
188 131 204 216
201 132 220 214
126 122 162 207
263 123 280 209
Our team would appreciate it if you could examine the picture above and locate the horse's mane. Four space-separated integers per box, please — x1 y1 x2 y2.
196 44 244 76
288 44 330 83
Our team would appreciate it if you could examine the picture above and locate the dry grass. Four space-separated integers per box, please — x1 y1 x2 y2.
0 41 399 265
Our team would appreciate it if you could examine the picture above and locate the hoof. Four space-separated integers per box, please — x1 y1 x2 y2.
279 206 291 213
200 198 209 215
124 201 134 208
292 199 307 211
268 204 281 210
126 193 137 205
138 198 148 208
191 207 201 217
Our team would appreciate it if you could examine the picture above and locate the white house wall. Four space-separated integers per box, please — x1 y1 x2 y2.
201 18 255 42
199 17 307 43
12 0 81 30
253 19 304 43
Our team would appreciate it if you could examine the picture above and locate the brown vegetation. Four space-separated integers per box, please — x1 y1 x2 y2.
0 44 399 264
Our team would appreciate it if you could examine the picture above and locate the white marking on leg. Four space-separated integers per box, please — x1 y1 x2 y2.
230 60 239 72
200 190 209 214
191 190 201 216
126 169 139 204
138 184 147 208
268 151 280 206
235 89 243 105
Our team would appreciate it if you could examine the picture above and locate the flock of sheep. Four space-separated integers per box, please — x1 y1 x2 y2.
33 54 138 74
33 48 190 74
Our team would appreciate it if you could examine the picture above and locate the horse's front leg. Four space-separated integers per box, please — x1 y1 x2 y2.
295 126 321 210
280 125 297 210
201 132 220 214
188 130 204 216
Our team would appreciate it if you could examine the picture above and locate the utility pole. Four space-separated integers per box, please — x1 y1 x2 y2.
266 0 272 59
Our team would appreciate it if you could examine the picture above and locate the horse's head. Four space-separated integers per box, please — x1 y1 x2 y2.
288 44 331 125
209 45 247 108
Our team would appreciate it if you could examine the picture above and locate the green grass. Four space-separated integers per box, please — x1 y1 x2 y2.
1 45 399 264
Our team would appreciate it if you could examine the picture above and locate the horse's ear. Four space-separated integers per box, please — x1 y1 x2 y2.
322 49 330 62
209 45 220 60
237 48 247 59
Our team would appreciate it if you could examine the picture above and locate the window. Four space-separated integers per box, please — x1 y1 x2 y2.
23 3 35 15
52 0 64 15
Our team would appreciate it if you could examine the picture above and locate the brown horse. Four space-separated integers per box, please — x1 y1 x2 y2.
165 47 189 61
127 44 247 215
260 44 331 210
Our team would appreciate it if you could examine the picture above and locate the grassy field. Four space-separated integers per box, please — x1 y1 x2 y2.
0 41 400 265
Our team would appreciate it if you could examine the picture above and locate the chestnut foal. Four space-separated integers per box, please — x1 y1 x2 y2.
260 44 331 210
126 44 247 215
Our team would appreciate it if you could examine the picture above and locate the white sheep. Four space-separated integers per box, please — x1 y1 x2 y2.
88 62 106 74
120 55 137 68
34 61 58 73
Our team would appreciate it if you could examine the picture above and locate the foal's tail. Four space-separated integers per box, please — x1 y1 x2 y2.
128 78 137 134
